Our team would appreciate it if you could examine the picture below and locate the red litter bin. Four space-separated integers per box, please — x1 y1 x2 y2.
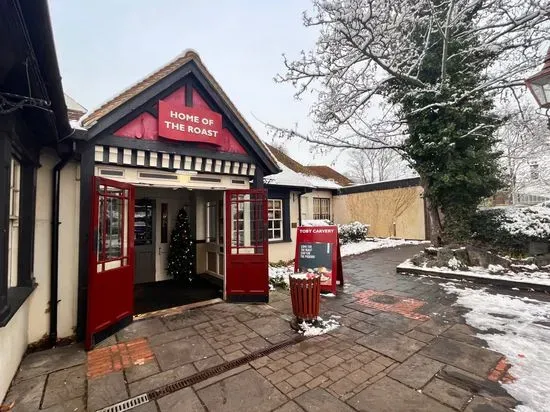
289 273 321 323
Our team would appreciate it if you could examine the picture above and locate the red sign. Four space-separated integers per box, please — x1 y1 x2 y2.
158 100 222 145
294 226 344 294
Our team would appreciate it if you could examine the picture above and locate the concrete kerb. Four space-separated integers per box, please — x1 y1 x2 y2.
396 264 550 293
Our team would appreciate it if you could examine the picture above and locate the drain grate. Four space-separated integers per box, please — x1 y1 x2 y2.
147 334 307 401
95 334 307 411
96 394 149 412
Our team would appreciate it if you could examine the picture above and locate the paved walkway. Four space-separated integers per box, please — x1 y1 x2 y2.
4 245 528 411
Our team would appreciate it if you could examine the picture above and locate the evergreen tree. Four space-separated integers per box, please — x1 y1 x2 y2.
167 208 194 283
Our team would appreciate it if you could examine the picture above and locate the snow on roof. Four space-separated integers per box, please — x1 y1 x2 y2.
64 93 86 114
262 143 342 190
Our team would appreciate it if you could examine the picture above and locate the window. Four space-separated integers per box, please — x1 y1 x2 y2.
206 202 217 243
313 198 331 220
268 199 283 241
8 158 21 288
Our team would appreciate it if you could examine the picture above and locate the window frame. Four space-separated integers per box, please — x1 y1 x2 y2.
267 199 284 242
313 197 331 221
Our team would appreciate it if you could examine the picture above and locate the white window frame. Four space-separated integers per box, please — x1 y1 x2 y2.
8 158 21 288
268 199 283 241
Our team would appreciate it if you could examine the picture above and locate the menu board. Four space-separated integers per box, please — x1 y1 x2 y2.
294 226 343 294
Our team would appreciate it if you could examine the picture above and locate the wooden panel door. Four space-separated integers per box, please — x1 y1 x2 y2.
225 190 268 302
134 199 155 284
86 177 135 349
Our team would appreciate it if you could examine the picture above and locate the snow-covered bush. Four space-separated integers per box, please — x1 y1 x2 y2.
473 206 550 252
338 222 369 245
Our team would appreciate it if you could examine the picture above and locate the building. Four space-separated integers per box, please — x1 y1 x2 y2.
0 0 74 401
263 144 350 262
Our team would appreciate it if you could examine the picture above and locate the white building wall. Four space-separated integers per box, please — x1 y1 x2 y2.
300 189 334 221
268 191 301 263
0 297 30 403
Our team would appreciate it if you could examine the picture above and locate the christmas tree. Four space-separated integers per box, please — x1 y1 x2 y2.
167 207 194 283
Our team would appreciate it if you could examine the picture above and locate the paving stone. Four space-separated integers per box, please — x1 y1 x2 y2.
420 338 502 377
193 354 224 371
129 402 159 412
294 388 355 412
286 371 313 388
286 352 307 363
88 371 128 412
147 327 198 347
286 360 309 374
275 380 295 394
341 359 362 372
268 369 293 384
329 377 356 397
354 350 378 364
464 396 510 412
324 366 348 381
305 362 330 377
153 334 216 370
41 364 86 408
368 312 424 333
117 318 168 342
287 385 310 399
250 356 271 369
348 377 455 412
163 311 211 330
157 387 205 411
323 355 344 368
40 396 86 412
193 364 251 391
362 360 386 377
129 364 197 396
348 368 372 385
356 328 425 362
442 324 486 346
424 378 471 410
406 329 436 343
273 401 305 412
223 349 245 361
241 336 271 352
125 361 161 383
13 345 86 384
269 357 291 371
306 375 329 389
245 317 290 338
438 366 517 409
197 369 286 411
388 354 444 389
3 374 46 411
414 319 452 336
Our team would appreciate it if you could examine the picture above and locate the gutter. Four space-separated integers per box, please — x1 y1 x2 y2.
49 147 74 346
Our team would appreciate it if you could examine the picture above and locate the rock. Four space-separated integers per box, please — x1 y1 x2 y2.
436 248 455 267
452 248 470 266
534 254 550 267
466 246 510 269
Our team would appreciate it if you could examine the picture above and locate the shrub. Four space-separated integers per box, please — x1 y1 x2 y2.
338 222 369 245
472 206 550 253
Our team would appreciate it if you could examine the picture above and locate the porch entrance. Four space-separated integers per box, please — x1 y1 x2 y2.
86 179 269 348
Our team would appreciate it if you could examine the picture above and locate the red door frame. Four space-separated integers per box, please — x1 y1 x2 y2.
225 189 269 302
86 177 135 349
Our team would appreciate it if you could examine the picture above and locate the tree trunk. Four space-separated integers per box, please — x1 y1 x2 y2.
421 181 444 246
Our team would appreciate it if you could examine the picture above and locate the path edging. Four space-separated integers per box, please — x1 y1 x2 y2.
396 264 550 293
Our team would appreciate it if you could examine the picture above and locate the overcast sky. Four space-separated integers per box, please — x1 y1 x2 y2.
48 0 347 168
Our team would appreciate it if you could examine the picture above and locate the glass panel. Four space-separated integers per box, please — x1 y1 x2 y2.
8 158 21 287
207 251 217 273
105 196 122 259
135 199 153 246
207 202 217 243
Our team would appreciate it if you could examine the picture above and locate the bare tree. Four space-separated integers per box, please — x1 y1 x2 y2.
270 0 550 243
497 105 550 203
347 148 410 183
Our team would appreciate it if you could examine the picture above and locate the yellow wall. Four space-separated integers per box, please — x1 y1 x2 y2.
333 186 426 240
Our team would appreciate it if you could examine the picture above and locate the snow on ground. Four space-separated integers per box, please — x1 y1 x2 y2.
298 316 340 337
340 238 430 257
399 260 550 287
442 283 550 412
269 238 429 288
